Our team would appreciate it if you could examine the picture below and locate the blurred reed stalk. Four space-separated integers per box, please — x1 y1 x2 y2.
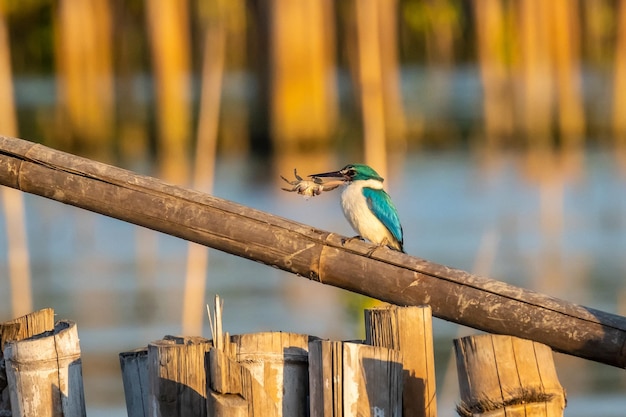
613 0 626 148
55 0 114 157
0 5 32 317
549 0 584 147
259 0 338 176
474 1 585 149
354 0 388 177
181 6 226 336
473 0 514 146
517 0 553 145
352 0 405 176
145 0 192 183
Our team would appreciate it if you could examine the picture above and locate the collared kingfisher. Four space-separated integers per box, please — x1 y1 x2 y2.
311 164 404 253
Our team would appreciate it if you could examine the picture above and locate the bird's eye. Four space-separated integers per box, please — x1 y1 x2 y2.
347 168 356 177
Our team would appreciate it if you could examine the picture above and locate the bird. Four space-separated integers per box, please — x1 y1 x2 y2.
310 164 404 253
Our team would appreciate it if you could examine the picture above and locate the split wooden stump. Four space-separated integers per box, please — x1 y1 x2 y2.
0 308 55 415
308 340 403 417
365 304 437 417
455 334 566 417
3 318 86 417
119 347 149 417
148 335 212 417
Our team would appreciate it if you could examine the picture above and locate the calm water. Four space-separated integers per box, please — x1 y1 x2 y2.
1 149 626 416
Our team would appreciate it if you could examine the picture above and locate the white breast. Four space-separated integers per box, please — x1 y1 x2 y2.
340 180 395 246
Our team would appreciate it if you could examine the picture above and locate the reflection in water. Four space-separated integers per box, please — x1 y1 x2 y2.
1 150 626 416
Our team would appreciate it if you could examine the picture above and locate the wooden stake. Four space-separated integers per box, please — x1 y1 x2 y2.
4 320 86 417
365 305 437 417
232 332 310 417
119 347 149 417
147 335 211 417
308 339 403 416
454 334 566 417
0 308 55 414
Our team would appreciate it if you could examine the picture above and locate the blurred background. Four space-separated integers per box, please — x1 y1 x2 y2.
1 0 626 415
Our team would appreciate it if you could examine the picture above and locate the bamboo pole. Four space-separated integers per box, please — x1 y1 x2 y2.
455 334 566 417
2 136 626 367
365 305 437 417
549 0 585 147
119 347 149 417
147 335 211 417
4 320 86 417
308 339 403 417
613 0 626 147
0 308 55 414
472 0 514 146
354 0 388 177
232 332 310 417
145 0 192 183
55 0 114 155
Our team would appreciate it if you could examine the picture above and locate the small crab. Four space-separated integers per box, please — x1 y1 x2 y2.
280 168 342 199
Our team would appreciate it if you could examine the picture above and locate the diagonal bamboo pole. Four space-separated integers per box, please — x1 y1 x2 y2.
1 136 626 368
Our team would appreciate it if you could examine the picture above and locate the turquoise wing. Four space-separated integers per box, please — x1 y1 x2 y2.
362 187 404 248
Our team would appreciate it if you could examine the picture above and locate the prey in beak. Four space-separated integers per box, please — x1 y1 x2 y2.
309 168 350 182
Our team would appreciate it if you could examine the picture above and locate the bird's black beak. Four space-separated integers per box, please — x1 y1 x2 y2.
309 169 348 181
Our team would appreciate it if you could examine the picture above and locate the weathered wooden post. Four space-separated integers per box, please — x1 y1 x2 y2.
231 332 310 417
365 305 437 417
119 347 149 417
455 334 566 417
308 339 403 417
147 335 211 417
4 320 86 417
0 308 55 415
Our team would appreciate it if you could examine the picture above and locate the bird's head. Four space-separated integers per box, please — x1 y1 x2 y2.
310 164 384 183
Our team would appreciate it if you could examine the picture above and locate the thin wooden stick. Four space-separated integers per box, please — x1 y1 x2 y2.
1 136 626 368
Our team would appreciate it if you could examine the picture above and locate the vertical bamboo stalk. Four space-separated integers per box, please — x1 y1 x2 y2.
147 335 211 417
517 0 553 145
308 340 342 417
4 320 86 417
0 308 55 414
119 347 149 417
55 0 114 155
365 305 437 417
613 0 626 147
455 334 566 417
0 5 32 318
145 0 192 183
473 0 514 146
232 332 310 417
266 0 337 156
549 0 585 147
308 339 403 417
354 0 387 177
376 0 406 150
216 0 250 154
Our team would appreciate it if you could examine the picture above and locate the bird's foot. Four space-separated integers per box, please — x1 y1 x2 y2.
365 238 390 257
341 235 364 246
